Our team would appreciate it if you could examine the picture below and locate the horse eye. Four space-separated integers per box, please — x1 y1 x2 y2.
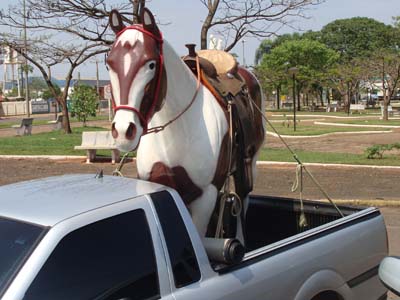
149 62 155 70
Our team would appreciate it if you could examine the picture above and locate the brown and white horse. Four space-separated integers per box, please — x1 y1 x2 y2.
107 8 265 241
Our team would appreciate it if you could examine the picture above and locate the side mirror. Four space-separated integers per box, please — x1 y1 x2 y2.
379 256 400 296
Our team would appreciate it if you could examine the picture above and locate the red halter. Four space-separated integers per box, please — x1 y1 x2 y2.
112 25 164 134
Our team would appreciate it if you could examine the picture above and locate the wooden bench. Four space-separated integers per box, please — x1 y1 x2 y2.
74 131 120 164
12 118 34 136
47 115 63 130
350 104 365 114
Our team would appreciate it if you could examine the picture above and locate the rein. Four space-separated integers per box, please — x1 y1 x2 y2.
112 25 201 136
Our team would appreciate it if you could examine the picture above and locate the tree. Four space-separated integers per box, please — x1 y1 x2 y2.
254 33 304 65
259 39 339 110
319 17 398 62
366 50 400 120
69 85 98 127
327 59 364 113
199 0 324 51
0 0 134 133
393 16 400 29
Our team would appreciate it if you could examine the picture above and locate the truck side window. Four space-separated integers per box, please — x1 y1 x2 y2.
23 209 160 300
151 191 201 288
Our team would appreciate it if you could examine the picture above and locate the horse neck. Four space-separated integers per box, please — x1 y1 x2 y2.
153 41 199 120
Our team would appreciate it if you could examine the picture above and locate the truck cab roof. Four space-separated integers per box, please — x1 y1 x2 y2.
0 174 165 226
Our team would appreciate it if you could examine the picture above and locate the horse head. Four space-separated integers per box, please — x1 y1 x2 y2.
107 8 166 152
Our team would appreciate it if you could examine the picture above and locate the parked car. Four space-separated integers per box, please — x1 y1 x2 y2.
0 174 389 300
379 256 400 297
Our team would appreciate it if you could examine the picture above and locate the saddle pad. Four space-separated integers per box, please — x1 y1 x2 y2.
197 50 237 75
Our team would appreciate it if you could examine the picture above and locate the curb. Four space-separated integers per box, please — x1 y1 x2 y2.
266 130 392 139
2 155 400 170
314 121 400 129
256 161 400 169
271 114 380 119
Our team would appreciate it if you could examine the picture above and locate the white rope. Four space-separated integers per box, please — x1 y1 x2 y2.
250 98 344 218
291 164 308 228
112 152 131 177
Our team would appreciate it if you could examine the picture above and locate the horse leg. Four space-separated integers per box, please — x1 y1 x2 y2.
188 184 218 238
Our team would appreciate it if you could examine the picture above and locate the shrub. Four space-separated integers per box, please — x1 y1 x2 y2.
365 143 400 159
69 85 98 126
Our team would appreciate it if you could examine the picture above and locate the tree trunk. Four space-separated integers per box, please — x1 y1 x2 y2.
382 89 390 121
200 0 220 50
132 0 146 23
319 88 324 107
345 92 350 115
60 69 75 133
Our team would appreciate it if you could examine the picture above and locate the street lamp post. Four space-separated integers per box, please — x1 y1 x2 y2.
288 67 298 131
23 0 30 117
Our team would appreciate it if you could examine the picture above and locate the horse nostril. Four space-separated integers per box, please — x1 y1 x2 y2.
111 123 118 139
126 122 137 141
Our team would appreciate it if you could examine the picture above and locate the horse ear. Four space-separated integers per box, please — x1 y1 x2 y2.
141 8 161 38
109 9 126 34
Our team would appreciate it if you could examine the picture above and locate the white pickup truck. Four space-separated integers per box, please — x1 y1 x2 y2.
0 174 388 300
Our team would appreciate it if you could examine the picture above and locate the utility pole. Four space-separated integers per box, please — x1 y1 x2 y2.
96 60 100 112
23 0 30 117
242 40 246 67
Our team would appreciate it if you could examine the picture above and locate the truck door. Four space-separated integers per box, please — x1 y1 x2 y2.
19 207 167 300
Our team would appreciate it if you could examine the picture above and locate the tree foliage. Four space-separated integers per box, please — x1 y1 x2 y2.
69 85 98 126
319 17 398 62
258 38 338 108
42 84 62 101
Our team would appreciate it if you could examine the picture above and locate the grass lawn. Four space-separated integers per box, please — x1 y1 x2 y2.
0 127 114 156
0 114 109 129
266 122 391 136
0 126 398 166
259 147 400 166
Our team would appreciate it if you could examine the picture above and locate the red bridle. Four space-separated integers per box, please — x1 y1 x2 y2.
111 25 164 135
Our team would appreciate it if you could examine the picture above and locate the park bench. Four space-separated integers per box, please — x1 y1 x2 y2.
12 118 34 136
381 105 400 117
47 114 63 130
350 104 365 114
74 131 120 164
326 102 338 112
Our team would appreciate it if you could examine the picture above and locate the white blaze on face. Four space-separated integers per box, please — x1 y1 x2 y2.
109 30 158 152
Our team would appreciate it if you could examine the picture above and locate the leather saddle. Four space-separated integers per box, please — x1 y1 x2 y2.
183 47 257 197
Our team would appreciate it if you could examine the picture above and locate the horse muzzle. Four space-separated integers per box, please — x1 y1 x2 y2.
111 118 143 152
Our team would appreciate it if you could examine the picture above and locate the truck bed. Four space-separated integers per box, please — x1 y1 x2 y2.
245 195 363 251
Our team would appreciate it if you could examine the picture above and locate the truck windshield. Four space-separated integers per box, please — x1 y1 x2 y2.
0 217 45 296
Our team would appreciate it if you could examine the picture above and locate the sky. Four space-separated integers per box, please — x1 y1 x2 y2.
0 0 399 81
